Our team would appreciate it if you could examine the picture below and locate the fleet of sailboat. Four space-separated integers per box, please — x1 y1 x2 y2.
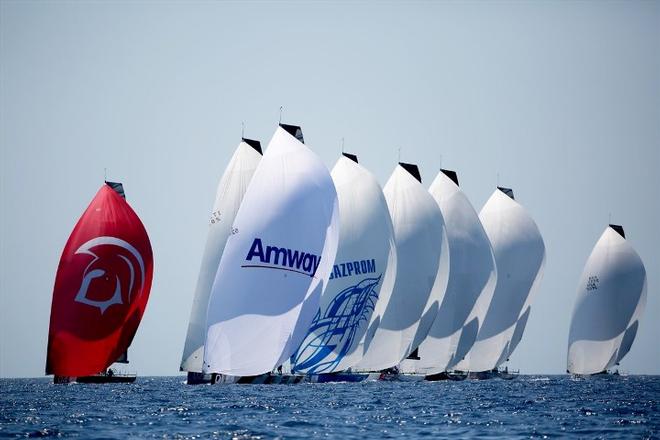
44 123 649 383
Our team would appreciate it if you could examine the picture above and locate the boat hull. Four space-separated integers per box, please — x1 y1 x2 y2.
308 372 380 383
211 373 306 385
186 371 214 385
425 371 468 381
53 373 137 384
75 374 136 384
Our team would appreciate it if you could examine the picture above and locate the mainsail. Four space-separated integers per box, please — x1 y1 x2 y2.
46 182 154 377
412 170 497 374
355 163 447 371
466 187 546 372
567 225 647 375
291 153 397 374
203 124 339 377
180 139 262 373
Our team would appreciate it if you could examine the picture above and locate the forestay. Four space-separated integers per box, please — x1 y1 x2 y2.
567 225 647 375
180 139 262 373
203 125 339 377
355 163 446 371
291 153 397 373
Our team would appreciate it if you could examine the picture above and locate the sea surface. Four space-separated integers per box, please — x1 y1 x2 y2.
1 375 658 439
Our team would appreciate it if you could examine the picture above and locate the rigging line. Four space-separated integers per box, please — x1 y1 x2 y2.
279 106 283 124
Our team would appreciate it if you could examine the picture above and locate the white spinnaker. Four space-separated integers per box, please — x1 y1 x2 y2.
291 155 397 373
412 170 497 374
180 140 262 372
567 226 647 375
465 188 546 372
355 164 446 371
203 126 339 376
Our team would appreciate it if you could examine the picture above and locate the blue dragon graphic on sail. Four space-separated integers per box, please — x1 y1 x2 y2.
292 275 382 373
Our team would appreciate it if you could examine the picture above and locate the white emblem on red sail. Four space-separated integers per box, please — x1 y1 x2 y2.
73 236 146 314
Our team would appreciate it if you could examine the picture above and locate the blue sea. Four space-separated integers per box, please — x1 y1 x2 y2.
1 375 658 439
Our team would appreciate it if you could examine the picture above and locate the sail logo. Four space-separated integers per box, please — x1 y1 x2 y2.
329 259 376 280
74 236 146 314
243 237 321 277
292 275 382 373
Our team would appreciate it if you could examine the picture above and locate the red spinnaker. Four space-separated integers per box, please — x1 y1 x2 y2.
46 184 153 377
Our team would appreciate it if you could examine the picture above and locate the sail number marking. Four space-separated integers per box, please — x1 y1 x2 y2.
586 275 599 291
210 210 222 224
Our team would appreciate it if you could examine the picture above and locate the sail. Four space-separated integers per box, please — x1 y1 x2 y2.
290 154 397 373
46 183 154 377
465 187 546 372
412 170 497 374
567 225 647 375
355 163 447 371
203 125 339 376
180 139 262 373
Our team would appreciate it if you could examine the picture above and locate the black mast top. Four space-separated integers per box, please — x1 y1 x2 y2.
279 123 304 144
441 169 459 186
609 224 625 238
342 152 358 163
497 186 515 200
105 181 126 199
242 138 262 155
399 162 421 183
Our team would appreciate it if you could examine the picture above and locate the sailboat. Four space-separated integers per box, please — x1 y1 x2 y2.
354 162 448 380
203 124 339 383
46 181 154 384
411 169 497 381
180 137 263 384
290 152 397 382
462 187 546 379
567 224 647 375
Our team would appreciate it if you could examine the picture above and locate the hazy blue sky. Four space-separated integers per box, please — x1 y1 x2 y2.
1 1 658 377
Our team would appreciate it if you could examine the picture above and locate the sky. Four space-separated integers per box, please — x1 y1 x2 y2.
1 0 658 377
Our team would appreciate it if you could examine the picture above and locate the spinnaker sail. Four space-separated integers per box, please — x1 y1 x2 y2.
355 163 447 371
46 182 154 377
412 170 496 374
567 225 647 375
203 124 339 377
467 187 546 372
291 153 396 374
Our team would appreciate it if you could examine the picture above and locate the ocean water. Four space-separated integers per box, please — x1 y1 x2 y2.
1 375 658 439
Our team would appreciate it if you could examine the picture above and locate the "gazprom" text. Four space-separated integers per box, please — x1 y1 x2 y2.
245 238 321 277
329 259 376 280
